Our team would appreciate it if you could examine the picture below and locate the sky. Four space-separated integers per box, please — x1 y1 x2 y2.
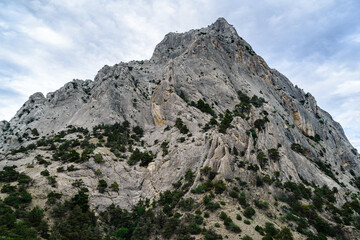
0 0 359 149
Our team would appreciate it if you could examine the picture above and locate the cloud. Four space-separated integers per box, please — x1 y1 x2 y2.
19 26 72 48
0 0 359 150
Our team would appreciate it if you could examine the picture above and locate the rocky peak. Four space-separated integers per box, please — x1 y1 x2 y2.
209 17 238 36
151 18 244 64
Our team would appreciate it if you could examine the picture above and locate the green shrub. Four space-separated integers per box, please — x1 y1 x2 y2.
204 194 221 212
40 170 50 176
26 206 44 227
214 180 226 194
250 95 265 108
254 200 269 210
94 153 104 163
98 179 108 193
110 181 119 192
204 228 222 240
257 151 268 168
229 190 239 198
219 110 233 133
175 118 189 134
31 128 39 136
47 176 57 187
71 189 89 211
179 198 195 211
161 141 169 156
0 166 19 182
255 225 265 235
265 222 279 236
291 143 305 155
254 118 268 131
235 102 251 115
256 175 264 187
242 235 253 240
132 126 144 137
268 148 280 161
128 148 154 166
247 164 259 172
275 227 293 240
244 206 256 218
1 184 16 193
80 148 93 162
47 191 62 205
191 99 216 116
238 192 247 207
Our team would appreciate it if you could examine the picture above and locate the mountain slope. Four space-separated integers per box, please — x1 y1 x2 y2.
1 18 360 240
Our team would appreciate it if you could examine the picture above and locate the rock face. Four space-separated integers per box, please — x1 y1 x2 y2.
1 18 360 238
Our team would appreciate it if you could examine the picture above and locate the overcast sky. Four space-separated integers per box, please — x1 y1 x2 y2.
0 0 359 149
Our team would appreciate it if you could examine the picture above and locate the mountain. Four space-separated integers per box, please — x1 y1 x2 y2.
1 18 360 240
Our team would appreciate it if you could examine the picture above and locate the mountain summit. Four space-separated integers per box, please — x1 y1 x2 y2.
1 18 360 239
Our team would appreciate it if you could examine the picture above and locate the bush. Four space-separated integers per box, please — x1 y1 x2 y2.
40 170 50 176
254 118 268 131
219 110 233 133
110 182 119 192
0 166 19 182
268 148 280 161
175 118 189 134
254 200 269 210
275 227 293 240
18 173 32 185
98 179 108 193
250 95 265 108
47 191 62 205
291 143 305 155
235 102 251 115
26 206 44 227
80 148 93 162
204 228 222 240
220 212 241 233
94 153 104 163
243 206 256 218
229 190 239 198
31 128 39 136
247 164 259 172
133 126 144 137
1 184 16 193
228 221 241 233
257 151 268 168
179 198 195 211
256 175 264 187
47 176 57 187
242 235 253 240
238 192 247 207
71 189 89 211
214 180 226 194
128 148 154 166
204 195 221 212
255 225 265 235
191 99 216 116
265 222 279 236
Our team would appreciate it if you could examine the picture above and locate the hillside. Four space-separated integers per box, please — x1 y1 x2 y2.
0 18 360 240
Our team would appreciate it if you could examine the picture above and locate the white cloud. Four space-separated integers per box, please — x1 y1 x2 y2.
20 26 72 48
347 33 360 43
